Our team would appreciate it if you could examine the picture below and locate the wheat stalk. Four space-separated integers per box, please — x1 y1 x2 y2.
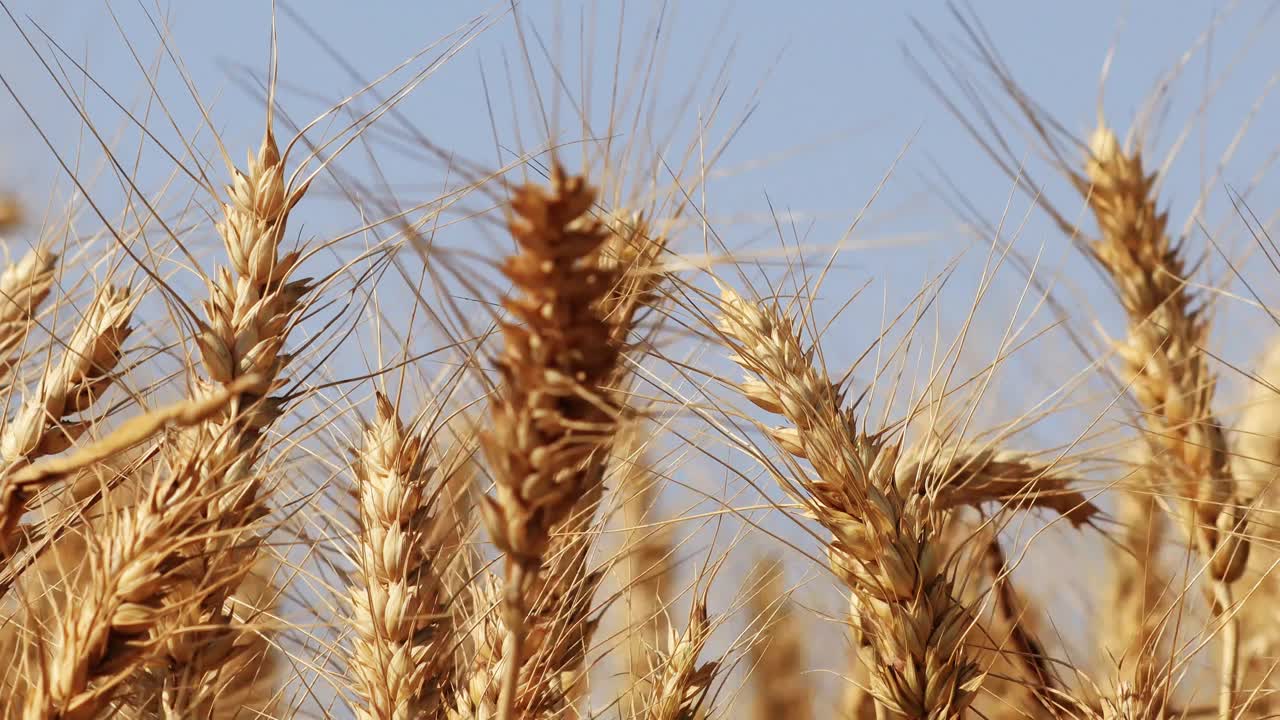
1102 457 1170 704
621 443 673 709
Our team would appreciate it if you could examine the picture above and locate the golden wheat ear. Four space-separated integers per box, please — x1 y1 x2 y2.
0 247 56 383
471 166 669 720
128 118 315 716
346 391 457 719
716 284 982 720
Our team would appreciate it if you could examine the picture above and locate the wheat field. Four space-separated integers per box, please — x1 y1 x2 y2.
1 2 1280 719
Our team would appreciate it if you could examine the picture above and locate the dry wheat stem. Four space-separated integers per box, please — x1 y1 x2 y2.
747 558 811 720
621 445 673 708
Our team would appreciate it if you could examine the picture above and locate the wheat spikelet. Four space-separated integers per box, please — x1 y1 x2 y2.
0 247 57 381
716 286 982 720
347 392 457 720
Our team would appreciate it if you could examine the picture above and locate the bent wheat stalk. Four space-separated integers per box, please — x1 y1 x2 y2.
0 285 136 554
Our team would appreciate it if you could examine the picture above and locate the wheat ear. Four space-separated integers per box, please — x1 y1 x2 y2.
642 591 717 720
473 166 637 720
0 247 57 382
1081 124 1247 719
899 444 1098 525
717 286 982 720
0 285 136 553
115 124 309 716
20 377 260 719
348 392 457 719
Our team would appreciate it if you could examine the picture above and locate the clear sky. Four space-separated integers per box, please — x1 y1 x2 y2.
3 2 1277 358
2 1 1278 713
